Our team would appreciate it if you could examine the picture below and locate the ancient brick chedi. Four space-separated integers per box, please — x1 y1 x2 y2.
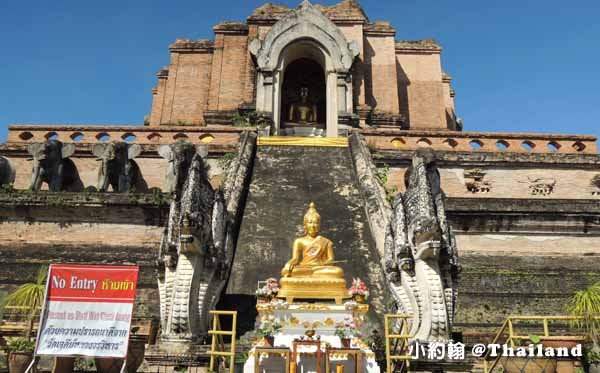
148 0 457 134
0 0 599 350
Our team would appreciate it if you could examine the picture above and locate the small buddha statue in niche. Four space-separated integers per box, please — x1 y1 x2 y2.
278 202 349 304
288 87 318 124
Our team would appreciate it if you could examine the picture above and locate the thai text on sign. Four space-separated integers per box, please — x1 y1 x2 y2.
36 264 139 357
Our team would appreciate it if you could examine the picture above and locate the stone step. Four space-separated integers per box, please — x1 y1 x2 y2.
223 144 386 330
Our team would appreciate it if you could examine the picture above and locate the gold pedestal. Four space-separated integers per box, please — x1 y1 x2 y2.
278 277 349 304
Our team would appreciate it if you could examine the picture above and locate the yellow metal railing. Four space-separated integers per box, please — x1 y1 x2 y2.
384 314 413 373
483 315 598 373
208 310 238 373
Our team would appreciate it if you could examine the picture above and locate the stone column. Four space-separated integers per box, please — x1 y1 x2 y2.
336 72 353 113
326 71 339 137
256 70 275 132
337 75 347 112
272 70 283 136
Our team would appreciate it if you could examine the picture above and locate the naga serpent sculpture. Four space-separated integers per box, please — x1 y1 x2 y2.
383 150 461 342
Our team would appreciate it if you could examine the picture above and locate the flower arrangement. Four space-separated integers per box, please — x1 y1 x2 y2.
334 317 362 340
349 278 369 302
256 316 282 338
255 278 280 300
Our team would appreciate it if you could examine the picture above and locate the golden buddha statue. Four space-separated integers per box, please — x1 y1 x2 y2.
288 87 318 124
278 202 349 304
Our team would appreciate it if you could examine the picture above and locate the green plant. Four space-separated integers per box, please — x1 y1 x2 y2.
0 265 48 339
375 163 399 203
568 282 600 369
0 183 15 193
46 196 66 207
232 112 254 127
74 357 96 371
128 193 140 205
375 163 390 185
567 281 600 344
528 334 541 345
150 188 168 206
232 110 270 128
3 337 35 353
386 186 399 205
218 153 236 170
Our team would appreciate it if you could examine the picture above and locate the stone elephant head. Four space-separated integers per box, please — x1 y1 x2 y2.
159 141 208 195
0 156 16 187
92 142 142 192
26 140 76 191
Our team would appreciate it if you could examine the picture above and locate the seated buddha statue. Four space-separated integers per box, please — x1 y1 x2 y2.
288 87 318 124
278 202 349 304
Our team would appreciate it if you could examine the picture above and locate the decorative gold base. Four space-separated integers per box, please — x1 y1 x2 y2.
257 136 349 147
278 277 349 304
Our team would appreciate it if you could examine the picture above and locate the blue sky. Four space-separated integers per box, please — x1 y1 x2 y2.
1 0 599 142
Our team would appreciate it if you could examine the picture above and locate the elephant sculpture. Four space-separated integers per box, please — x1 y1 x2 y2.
159 141 208 196
27 140 76 192
0 156 15 186
383 150 460 343
92 142 142 192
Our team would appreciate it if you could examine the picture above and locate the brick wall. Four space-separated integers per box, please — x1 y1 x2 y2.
149 72 168 126
168 53 213 125
396 51 447 129
364 35 400 113
207 33 249 111
386 166 600 199
338 24 365 107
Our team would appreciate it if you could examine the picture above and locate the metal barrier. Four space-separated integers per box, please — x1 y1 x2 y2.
482 315 597 372
384 314 413 373
208 310 238 373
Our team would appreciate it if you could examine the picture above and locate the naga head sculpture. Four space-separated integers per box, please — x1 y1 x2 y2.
403 150 443 260
383 149 459 343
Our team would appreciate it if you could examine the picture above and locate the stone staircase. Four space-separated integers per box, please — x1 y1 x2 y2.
224 144 388 329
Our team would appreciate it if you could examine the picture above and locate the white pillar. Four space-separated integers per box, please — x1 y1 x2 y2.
272 70 282 136
326 71 338 138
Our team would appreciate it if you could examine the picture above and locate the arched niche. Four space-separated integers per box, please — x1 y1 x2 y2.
250 0 359 137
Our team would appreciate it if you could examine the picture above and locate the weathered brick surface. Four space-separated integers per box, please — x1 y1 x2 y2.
242 25 260 104
396 52 446 129
207 33 249 112
159 53 213 125
385 166 600 199
147 2 458 130
364 36 400 112
149 71 168 126
443 77 456 129
0 194 168 317
455 253 600 334
362 129 598 154
338 24 365 105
